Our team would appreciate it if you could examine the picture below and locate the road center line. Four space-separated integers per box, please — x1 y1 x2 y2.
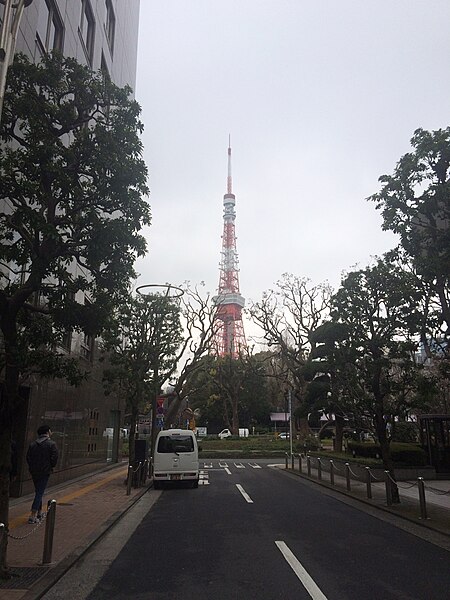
236 484 253 503
275 541 328 600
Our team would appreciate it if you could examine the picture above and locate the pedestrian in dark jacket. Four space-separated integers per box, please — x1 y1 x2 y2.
26 425 58 524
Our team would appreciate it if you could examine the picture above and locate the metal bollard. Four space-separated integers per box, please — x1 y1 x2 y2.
345 463 351 491
298 454 302 473
384 471 393 506
126 464 133 496
291 453 294 470
285 452 288 469
330 460 334 485
317 457 322 481
418 477 428 520
42 499 57 565
365 467 372 499
0 523 4 544
135 462 142 488
307 455 311 477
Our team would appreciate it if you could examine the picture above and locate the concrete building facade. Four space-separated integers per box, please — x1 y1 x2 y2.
0 0 141 496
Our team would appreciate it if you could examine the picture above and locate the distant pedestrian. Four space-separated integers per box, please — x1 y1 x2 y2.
26 425 58 524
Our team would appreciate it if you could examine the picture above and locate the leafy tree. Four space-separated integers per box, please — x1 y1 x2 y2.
0 53 149 575
186 353 272 433
369 127 450 354
101 292 182 467
305 321 352 451
330 257 423 501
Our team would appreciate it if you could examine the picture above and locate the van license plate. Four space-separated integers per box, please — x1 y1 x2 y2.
171 474 181 480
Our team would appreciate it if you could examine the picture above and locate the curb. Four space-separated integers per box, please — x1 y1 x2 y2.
20 483 152 600
275 465 450 541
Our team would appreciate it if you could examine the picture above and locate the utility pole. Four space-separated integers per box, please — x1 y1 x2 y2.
0 0 33 122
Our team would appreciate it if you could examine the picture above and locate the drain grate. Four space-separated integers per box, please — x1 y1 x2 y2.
57 502 74 506
0 566 49 589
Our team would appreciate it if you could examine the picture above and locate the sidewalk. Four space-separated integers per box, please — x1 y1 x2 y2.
280 456 450 539
0 463 150 600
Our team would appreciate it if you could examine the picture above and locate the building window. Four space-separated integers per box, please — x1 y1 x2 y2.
105 0 115 56
60 329 72 352
81 331 94 361
79 0 95 66
36 0 64 55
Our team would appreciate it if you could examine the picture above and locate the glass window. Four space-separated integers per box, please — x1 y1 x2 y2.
79 0 95 65
157 435 194 454
105 0 115 55
36 0 64 55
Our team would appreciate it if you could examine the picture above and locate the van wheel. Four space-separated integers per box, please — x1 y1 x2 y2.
153 481 161 490
192 480 199 489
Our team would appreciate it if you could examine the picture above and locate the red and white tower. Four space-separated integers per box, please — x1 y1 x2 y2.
212 138 247 358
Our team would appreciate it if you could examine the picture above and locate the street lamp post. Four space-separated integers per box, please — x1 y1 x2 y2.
0 0 33 122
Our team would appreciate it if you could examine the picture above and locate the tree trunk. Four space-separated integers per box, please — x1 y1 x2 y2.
334 415 345 453
129 404 139 469
0 430 12 579
0 315 21 578
231 395 239 435
374 412 400 504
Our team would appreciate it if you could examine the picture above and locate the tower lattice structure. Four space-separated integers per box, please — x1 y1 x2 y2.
212 139 247 358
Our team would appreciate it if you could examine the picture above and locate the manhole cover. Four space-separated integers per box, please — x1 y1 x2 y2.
0 566 49 589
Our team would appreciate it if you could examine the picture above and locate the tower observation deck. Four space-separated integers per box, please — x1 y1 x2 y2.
212 138 247 357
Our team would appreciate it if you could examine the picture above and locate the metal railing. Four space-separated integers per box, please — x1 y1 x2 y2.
1 498 57 565
283 452 450 523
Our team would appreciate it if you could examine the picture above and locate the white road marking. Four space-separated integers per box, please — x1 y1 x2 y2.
236 484 253 503
234 462 245 469
224 468 232 475
203 462 213 468
249 462 262 469
219 461 228 468
275 541 328 600
199 470 209 485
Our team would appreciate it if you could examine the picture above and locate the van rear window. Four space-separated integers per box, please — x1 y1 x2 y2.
157 435 194 453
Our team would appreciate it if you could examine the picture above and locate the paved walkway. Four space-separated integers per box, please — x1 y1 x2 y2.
0 463 149 600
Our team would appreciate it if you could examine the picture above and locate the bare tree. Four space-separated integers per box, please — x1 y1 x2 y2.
249 274 333 427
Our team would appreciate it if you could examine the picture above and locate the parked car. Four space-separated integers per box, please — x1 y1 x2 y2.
218 428 249 439
278 432 290 440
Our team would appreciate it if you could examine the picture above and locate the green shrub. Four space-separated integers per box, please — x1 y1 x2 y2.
347 441 427 466
391 422 419 443
296 435 320 452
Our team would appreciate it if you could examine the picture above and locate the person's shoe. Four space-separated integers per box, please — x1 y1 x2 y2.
37 512 45 521
28 516 37 524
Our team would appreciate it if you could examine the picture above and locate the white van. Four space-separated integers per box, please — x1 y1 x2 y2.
153 429 199 489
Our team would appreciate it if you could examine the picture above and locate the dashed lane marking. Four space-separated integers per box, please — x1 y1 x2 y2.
275 541 328 600
248 463 262 469
236 484 253 503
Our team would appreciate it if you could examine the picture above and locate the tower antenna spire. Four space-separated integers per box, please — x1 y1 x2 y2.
227 134 232 195
212 137 247 358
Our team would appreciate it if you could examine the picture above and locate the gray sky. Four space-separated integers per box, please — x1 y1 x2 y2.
134 1 450 330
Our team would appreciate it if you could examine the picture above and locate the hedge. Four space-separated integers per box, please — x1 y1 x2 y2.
347 441 427 466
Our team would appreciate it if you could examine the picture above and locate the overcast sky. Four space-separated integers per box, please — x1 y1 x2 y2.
134 1 450 336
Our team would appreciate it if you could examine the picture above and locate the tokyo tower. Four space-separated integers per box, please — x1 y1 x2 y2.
212 138 247 358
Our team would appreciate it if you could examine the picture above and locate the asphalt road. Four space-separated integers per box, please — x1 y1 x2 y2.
55 460 450 599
